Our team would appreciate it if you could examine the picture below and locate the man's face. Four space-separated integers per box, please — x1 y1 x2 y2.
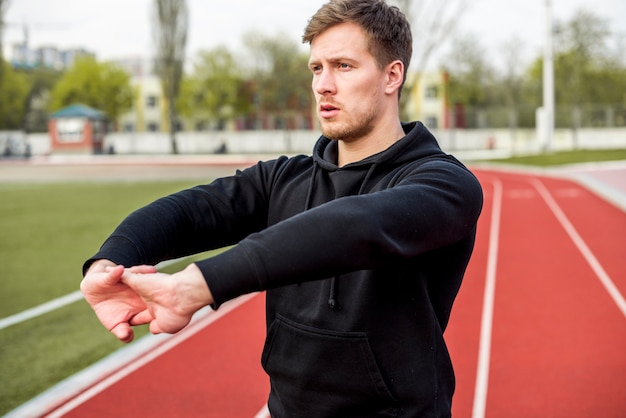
308 22 387 142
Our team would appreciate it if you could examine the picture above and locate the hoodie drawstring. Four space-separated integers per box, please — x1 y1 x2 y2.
304 162 342 310
305 151 380 310
357 163 377 195
324 163 379 310
304 164 318 212
328 276 340 310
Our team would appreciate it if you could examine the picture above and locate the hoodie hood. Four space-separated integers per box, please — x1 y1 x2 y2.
311 121 444 172
307 121 448 309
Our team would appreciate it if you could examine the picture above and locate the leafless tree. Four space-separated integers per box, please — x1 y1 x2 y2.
391 0 468 119
0 0 11 131
0 0 11 59
499 36 526 108
152 0 188 154
392 0 468 74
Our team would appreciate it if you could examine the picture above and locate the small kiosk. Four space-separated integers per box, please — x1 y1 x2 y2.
48 104 106 154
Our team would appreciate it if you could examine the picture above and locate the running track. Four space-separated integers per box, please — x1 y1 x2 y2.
13 167 626 417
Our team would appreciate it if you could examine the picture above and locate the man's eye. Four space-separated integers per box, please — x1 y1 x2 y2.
339 63 350 69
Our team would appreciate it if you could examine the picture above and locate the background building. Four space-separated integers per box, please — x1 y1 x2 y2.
405 71 450 130
10 43 94 70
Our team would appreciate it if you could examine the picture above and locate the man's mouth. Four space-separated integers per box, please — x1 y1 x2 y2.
319 103 340 118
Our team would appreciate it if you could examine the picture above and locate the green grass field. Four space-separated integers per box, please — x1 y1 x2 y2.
0 179 211 414
483 148 626 166
0 148 624 414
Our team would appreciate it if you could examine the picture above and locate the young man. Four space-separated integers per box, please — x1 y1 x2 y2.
81 0 483 416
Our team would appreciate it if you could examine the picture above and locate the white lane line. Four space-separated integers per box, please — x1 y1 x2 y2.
253 404 270 418
532 179 626 319
0 291 84 330
3 293 257 418
33 293 258 418
472 177 503 418
0 258 188 330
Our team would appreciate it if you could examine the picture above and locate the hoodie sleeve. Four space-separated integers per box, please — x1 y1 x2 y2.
82 158 287 275
198 159 483 307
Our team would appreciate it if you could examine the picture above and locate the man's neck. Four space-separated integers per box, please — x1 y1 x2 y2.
337 121 405 167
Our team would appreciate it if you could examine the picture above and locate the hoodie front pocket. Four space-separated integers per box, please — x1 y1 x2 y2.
262 315 398 417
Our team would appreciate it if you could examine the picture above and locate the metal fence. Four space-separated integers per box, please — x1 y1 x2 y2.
451 103 626 129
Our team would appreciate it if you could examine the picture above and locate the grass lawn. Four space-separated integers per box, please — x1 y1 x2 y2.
0 180 207 414
479 148 626 166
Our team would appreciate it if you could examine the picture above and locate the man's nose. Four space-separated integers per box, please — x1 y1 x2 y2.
314 69 336 95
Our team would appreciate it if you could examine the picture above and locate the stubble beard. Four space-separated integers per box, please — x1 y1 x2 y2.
319 106 378 143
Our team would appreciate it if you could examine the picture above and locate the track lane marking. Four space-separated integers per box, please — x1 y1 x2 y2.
531 178 626 319
0 258 190 329
472 177 503 418
253 404 270 418
0 291 83 330
41 293 258 418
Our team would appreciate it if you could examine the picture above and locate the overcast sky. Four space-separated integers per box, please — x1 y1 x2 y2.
4 0 626 70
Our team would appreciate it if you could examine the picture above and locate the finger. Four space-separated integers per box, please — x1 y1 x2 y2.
128 265 157 274
120 269 156 293
110 322 134 343
102 265 125 286
130 310 154 326
88 259 116 274
119 269 138 287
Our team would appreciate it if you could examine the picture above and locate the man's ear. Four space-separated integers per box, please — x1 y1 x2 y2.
385 60 404 95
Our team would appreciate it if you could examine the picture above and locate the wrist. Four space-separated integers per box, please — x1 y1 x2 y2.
86 259 116 274
181 263 214 309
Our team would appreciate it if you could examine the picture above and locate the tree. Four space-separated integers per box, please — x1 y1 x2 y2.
391 0 468 120
554 10 612 106
0 0 9 59
392 0 468 73
242 32 311 129
0 60 28 129
494 36 534 128
444 34 494 105
152 0 188 154
49 56 133 124
527 9 626 127
22 67 62 132
179 46 251 129
0 0 12 117
498 36 527 108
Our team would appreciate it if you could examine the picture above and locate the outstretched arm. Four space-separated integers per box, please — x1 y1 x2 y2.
80 260 157 343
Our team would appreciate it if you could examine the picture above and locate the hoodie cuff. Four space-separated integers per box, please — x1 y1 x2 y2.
195 243 265 309
82 236 145 275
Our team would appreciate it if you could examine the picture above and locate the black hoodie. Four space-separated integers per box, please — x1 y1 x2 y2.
86 121 483 417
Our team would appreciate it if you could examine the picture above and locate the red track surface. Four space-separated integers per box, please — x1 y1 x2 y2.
44 168 626 418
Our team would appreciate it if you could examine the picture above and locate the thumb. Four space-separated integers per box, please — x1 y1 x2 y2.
120 269 142 292
128 265 158 274
110 322 134 343
130 309 154 326
103 265 125 286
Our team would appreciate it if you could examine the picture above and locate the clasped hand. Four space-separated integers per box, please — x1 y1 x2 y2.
81 260 212 343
